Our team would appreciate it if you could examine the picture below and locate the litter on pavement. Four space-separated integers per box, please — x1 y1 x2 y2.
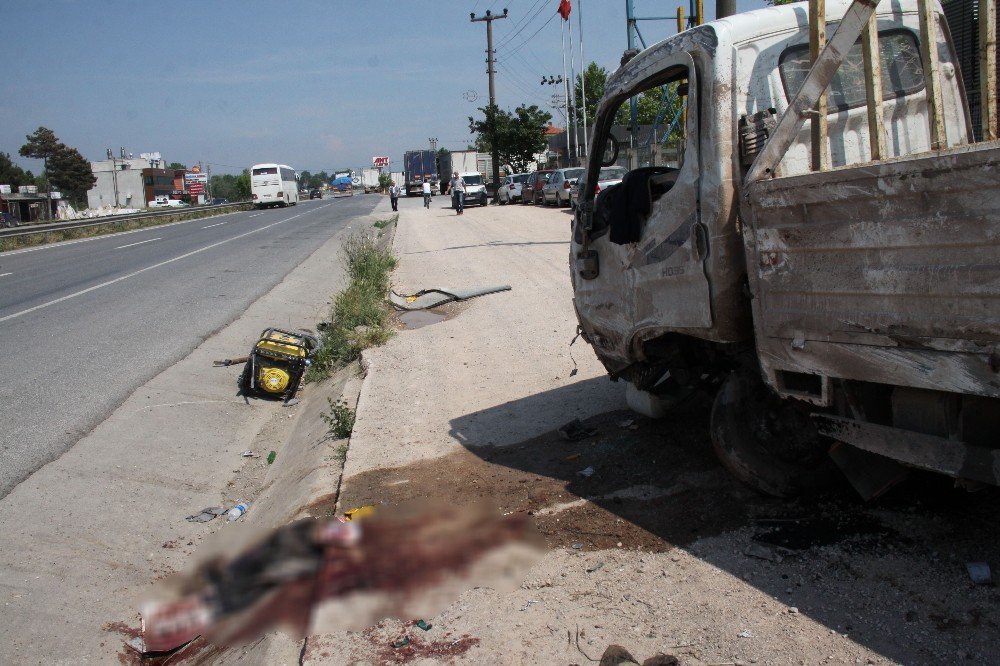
185 507 227 523
966 562 992 585
388 285 511 311
558 419 597 441
414 619 432 631
577 466 595 478
267 451 276 464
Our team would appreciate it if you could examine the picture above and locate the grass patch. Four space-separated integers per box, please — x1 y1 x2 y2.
0 204 251 252
373 213 398 229
307 232 397 380
321 397 357 439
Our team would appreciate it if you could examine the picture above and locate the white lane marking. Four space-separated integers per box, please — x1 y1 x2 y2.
0 207 254 257
115 237 161 250
202 221 228 229
0 203 334 324
0 272 11 278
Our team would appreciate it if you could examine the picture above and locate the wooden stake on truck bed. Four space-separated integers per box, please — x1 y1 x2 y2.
810 0 831 171
862 11 888 160
918 0 946 150
981 0 998 141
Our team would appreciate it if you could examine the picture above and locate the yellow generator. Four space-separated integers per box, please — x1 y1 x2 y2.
238 328 317 401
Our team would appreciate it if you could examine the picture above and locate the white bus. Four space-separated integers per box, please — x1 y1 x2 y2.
250 163 299 208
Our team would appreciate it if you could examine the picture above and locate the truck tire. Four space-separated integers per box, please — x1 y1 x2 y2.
710 368 839 498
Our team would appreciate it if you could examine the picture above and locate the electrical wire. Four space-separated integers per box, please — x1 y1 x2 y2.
501 11 558 59
496 0 548 50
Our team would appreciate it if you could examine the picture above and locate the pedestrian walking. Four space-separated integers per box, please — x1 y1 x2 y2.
422 180 432 209
449 172 466 215
389 181 401 211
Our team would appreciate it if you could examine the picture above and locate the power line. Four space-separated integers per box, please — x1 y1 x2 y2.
502 11 558 59
496 0 547 49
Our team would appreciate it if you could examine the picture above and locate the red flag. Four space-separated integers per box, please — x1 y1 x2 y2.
558 0 571 21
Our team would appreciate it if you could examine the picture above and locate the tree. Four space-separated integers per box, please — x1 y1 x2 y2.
234 169 251 200
574 62 610 126
47 144 96 205
0 152 34 191
469 103 552 174
167 162 187 170
19 127 59 165
378 172 392 191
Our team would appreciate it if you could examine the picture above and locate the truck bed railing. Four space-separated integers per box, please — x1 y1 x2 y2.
746 0 998 185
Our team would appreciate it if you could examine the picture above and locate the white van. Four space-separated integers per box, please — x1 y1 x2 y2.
456 172 488 207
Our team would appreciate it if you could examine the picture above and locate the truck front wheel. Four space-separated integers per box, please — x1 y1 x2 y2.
710 368 839 497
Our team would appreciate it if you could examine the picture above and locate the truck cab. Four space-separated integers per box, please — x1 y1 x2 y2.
571 0 999 497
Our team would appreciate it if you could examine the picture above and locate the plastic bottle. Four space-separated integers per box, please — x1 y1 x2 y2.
227 502 249 521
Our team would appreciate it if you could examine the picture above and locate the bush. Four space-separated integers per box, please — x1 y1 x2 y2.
307 232 397 380
321 398 356 439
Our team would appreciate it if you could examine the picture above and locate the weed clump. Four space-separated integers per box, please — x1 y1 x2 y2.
373 213 398 229
322 398 356 439
307 232 397 380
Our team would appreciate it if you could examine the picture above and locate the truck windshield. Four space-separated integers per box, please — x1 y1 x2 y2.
463 175 483 185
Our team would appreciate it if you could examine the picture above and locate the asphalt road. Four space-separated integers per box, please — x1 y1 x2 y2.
0 195 378 498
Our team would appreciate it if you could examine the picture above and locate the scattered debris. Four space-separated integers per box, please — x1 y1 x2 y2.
213 356 249 367
966 562 993 585
267 451 277 465
598 644 639 665
558 419 597 441
739 629 753 638
565 453 581 461
572 543 584 550
393 637 411 648
577 466 595 478
185 507 226 523
618 419 635 428
226 502 249 521
415 619 432 631
586 561 605 573
343 505 376 521
788 606 800 614
240 450 256 458
744 542 783 563
389 285 511 311
283 398 300 407
520 599 539 611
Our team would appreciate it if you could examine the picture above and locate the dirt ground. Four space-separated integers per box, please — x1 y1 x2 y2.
333 400 1000 665
301 198 1000 665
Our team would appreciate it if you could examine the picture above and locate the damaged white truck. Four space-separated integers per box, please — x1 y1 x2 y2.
571 0 1000 498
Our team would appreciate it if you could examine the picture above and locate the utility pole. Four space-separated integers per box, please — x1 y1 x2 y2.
471 8 508 203
716 0 736 19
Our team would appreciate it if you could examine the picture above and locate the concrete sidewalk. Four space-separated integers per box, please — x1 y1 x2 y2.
342 195 626 480
0 198 389 663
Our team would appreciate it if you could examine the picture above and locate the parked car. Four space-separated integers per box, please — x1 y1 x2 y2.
542 167 584 207
498 173 530 204
456 172 489 207
569 165 629 209
521 170 553 205
148 196 189 209
211 197 229 205
309 189 322 200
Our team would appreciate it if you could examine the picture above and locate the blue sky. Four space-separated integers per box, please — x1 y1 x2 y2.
3 0 769 176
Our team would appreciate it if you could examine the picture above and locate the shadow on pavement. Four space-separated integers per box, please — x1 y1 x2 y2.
340 377 1000 663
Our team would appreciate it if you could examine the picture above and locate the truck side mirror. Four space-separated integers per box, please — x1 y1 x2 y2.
601 138 620 167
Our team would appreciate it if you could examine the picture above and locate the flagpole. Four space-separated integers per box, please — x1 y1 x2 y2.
579 0 588 159
568 5 578 164
561 18 571 164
